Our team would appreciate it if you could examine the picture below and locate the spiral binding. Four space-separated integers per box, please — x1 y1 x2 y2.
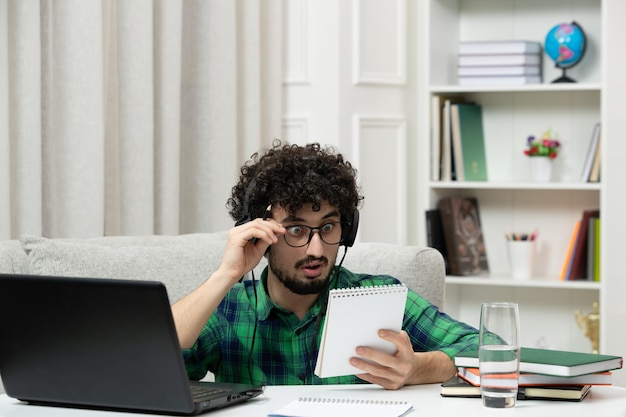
297 397 409 405
328 283 407 298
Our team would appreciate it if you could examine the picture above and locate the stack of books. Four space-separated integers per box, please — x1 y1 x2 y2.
429 97 488 183
441 347 623 401
457 40 543 86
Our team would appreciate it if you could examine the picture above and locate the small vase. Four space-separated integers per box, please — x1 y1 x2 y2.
529 157 553 182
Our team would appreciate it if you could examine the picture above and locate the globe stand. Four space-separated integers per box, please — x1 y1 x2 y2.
551 67 576 83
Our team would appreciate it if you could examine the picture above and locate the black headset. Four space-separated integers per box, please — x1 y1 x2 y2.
340 209 359 247
235 178 359 247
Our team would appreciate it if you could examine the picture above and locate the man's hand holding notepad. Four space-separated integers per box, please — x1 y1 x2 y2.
314 284 408 378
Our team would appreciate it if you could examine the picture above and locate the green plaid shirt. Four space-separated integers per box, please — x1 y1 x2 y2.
182 267 479 385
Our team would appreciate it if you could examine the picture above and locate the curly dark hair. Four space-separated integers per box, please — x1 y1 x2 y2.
228 140 362 224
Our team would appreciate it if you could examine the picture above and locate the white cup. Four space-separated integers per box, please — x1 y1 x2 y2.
507 240 535 279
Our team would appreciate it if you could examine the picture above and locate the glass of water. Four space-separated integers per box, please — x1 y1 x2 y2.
479 302 520 408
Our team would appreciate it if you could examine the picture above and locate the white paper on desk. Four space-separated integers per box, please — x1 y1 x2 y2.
314 284 408 378
268 396 413 417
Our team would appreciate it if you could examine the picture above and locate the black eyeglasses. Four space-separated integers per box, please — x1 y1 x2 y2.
283 222 343 247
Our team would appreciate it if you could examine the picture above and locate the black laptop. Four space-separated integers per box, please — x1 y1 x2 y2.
0 273 264 415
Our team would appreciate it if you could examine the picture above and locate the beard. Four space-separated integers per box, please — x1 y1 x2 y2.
267 254 333 295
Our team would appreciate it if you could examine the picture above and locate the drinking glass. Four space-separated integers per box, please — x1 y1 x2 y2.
479 302 520 408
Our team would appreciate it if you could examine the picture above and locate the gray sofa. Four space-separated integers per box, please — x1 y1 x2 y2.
0 232 446 394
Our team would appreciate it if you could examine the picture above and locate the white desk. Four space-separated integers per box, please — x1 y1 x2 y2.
1 384 625 416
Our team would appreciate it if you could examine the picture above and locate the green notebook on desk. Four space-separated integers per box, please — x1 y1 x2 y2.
454 347 623 377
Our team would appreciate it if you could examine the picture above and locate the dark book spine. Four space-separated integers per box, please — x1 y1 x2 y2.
437 198 463 275
425 209 450 274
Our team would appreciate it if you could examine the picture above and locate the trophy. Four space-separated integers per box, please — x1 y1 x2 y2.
575 302 600 354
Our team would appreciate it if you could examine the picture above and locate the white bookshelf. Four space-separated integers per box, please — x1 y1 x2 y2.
416 1 626 385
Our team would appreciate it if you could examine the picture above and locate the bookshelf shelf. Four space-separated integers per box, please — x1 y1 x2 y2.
429 182 601 191
446 276 601 291
430 83 602 94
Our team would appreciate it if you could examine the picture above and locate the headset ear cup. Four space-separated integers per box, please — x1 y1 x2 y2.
341 210 359 247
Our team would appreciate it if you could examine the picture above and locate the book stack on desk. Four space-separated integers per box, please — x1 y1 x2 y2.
442 347 623 401
441 375 593 401
457 40 543 86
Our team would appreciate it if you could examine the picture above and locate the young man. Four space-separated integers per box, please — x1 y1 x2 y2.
172 141 479 390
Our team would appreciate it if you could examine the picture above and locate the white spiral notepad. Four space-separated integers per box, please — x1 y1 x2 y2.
314 284 408 378
268 396 413 417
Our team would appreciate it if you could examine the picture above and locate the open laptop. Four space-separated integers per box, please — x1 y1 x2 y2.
0 273 264 415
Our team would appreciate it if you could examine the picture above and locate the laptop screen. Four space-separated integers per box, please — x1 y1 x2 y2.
0 273 263 415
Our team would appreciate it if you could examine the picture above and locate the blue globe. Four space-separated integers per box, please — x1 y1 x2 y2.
544 22 586 82
545 22 586 68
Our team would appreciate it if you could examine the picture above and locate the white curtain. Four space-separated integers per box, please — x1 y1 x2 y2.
0 0 283 239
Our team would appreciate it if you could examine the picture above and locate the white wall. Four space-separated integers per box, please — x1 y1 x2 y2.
282 0 416 245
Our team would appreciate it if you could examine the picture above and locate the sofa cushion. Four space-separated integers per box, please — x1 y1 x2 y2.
20 233 228 303
0 240 30 274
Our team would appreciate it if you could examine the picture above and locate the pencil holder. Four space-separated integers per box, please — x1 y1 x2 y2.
507 240 535 279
